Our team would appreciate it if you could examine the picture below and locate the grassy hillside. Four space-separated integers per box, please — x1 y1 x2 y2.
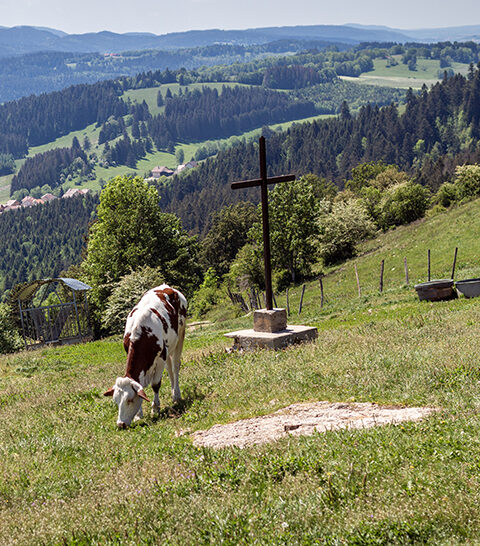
2 199 480 543
345 56 470 89
122 82 250 116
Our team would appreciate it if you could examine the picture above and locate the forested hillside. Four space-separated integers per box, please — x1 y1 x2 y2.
0 81 126 157
148 86 316 148
2 42 480 295
0 41 345 103
158 67 480 233
0 194 98 291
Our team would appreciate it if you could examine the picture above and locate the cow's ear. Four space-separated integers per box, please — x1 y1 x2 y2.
132 384 150 402
103 387 115 397
137 389 150 402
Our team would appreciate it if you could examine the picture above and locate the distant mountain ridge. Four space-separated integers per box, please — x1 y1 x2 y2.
349 24 480 43
0 23 471 58
1 23 479 58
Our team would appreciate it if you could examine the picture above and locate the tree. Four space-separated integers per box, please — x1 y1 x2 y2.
200 201 258 277
156 90 164 107
250 175 320 283
82 175 201 328
175 147 185 165
317 199 376 265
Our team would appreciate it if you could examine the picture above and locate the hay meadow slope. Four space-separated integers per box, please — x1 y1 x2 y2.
3 201 480 543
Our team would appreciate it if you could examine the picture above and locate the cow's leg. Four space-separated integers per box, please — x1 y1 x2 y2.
151 381 161 416
151 357 165 416
166 356 181 403
167 328 184 403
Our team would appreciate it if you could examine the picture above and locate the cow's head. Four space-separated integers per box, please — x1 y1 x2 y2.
104 377 150 428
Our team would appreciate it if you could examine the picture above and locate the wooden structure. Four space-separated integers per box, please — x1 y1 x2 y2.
231 136 295 310
226 137 317 350
17 278 92 349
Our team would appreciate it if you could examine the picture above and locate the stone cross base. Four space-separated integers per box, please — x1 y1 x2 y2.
225 308 317 351
254 308 287 332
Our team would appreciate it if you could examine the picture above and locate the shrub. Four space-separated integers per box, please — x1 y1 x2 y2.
379 182 430 230
0 303 23 354
317 199 376 265
435 182 457 208
190 268 220 318
227 243 264 291
452 164 480 200
102 266 165 335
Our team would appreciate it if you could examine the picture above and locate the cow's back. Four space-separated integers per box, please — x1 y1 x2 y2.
124 285 187 373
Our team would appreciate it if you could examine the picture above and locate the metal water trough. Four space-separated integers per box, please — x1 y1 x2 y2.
414 279 457 302
17 278 92 349
455 278 480 298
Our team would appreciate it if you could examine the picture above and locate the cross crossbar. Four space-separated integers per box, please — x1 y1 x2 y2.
231 136 295 310
231 174 295 190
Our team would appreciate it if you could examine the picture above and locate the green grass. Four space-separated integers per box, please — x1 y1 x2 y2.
3 199 480 542
28 123 103 157
122 82 250 116
345 57 471 90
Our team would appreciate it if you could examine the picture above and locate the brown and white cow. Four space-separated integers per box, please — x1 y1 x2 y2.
104 284 187 428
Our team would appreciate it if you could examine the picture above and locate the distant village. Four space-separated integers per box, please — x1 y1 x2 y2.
144 160 198 182
0 188 90 214
0 161 198 214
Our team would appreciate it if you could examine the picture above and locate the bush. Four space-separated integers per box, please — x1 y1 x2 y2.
452 164 480 200
227 243 264 291
190 268 219 318
102 266 165 335
379 182 430 230
0 303 23 354
435 182 457 208
317 199 376 265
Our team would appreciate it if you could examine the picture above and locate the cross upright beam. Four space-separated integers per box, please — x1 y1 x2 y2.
231 136 295 310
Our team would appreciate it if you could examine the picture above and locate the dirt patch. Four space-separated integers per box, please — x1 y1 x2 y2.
192 401 438 449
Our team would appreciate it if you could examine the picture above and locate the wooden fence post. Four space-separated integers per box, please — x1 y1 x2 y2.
451 247 458 280
428 249 431 281
354 263 361 297
298 284 306 314
404 257 409 285
379 259 385 293
286 288 290 316
319 277 324 308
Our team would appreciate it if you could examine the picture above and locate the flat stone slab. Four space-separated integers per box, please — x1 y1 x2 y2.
192 401 439 449
225 324 317 350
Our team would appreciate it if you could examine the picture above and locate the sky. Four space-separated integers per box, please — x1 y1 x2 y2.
0 0 480 35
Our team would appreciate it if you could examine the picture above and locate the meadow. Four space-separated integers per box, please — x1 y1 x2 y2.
342 57 470 90
2 200 480 543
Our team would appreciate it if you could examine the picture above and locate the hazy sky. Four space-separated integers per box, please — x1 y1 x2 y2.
1 0 480 35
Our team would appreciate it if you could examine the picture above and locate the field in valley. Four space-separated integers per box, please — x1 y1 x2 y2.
2 200 480 543
343 57 470 89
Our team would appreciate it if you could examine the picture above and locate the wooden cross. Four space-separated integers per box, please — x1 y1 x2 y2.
231 136 295 310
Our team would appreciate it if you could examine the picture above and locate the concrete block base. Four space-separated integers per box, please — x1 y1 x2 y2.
254 308 287 332
225 324 318 351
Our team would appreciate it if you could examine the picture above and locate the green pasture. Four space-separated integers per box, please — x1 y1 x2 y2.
346 57 470 90
122 82 249 116
28 123 103 157
3 199 480 542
